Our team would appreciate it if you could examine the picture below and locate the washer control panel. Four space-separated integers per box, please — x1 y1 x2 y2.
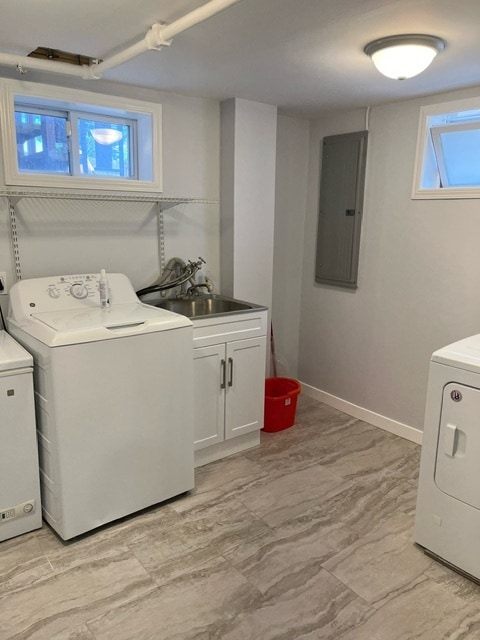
48 275 99 298
8 273 139 321
46 274 101 302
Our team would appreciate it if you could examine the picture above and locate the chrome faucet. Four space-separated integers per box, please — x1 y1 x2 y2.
186 279 213 296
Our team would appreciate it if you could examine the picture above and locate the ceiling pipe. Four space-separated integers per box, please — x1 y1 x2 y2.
0 0 243 80
0 51 89 78
93 0 242 77
157 0 242 41
88 39 156 78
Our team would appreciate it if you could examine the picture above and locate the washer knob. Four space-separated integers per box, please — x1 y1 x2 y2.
48 287 60 299
70 283 88 299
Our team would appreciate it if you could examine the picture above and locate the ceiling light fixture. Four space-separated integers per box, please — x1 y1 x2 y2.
90 128 123 145
364 34 446 80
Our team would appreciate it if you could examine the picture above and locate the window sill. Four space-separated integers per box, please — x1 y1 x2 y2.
412 187 480 200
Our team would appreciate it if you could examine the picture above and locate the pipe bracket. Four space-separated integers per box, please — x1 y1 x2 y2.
145 23 173 50
83 64 101 80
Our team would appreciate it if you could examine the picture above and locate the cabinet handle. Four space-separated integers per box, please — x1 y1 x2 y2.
220 359 226 389
228 357 233 387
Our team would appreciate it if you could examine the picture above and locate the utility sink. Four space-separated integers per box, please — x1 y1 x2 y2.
144 294 264 319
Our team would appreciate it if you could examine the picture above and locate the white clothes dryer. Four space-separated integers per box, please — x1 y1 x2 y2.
7 273 194 540
415 334 480 582
0 330 41 541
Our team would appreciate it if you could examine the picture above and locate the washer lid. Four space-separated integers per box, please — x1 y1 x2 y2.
0 330 33 371
432 334 480 373
24 303 191 346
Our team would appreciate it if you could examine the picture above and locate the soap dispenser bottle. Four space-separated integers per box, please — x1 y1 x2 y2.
99 269 110 309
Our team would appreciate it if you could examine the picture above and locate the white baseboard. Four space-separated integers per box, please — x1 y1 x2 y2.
194 431 260 468
300 382 423 445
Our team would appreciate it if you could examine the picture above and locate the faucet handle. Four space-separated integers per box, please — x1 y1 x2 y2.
187 257 206 269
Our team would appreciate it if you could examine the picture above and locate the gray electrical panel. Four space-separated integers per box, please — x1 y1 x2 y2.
315 130 368 289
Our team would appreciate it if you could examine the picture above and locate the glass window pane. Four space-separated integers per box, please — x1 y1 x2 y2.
15 110 69 174
440 129 480 187
77 118 132 178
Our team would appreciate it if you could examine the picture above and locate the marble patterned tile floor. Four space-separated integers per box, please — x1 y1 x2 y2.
2 395 480 639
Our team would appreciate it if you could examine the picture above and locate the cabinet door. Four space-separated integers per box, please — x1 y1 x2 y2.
0 371 40 509
225 336 266 439
193 345 225 450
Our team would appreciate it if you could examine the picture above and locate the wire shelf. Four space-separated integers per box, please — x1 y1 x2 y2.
0 189 219 210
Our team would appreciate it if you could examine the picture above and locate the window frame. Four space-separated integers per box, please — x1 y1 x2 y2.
0 79 162 192
412 96 480 199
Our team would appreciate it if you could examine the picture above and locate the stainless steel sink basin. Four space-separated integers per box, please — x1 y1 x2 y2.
143 294 264 319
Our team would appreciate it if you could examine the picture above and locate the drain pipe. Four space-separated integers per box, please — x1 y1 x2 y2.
0 0 243 80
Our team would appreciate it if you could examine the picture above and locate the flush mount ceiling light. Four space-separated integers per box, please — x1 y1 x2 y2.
364 34 446 80
90 128 123 145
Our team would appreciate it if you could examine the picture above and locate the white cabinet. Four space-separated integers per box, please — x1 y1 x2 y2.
194 336 266 449
191 308 268 467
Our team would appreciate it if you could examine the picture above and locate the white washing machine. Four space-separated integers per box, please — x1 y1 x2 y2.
0 330 42 541
415 334 480 582
7 272 194 540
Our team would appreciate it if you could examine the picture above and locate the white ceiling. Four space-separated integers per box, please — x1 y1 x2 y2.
1 0 480 118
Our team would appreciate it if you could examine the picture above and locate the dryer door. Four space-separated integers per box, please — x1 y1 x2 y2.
435 382 480 509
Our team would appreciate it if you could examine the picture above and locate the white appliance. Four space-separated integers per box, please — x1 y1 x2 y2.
7 273 194 540
0 330 42 542
415 334 480 582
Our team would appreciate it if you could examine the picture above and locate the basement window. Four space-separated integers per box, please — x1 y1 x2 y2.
413 97 480 199
15 108 135 178
0 79 162 192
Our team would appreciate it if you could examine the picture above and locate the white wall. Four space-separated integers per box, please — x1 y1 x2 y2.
220 98 277 310
0 79 221 320
298 86 480 432
272 115 309 377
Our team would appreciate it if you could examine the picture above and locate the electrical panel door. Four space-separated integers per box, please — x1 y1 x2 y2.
315 130 368 289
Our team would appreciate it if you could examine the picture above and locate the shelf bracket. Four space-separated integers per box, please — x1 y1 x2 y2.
7 197 22 282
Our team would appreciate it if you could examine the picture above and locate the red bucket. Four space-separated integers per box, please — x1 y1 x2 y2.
263 377 301 432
